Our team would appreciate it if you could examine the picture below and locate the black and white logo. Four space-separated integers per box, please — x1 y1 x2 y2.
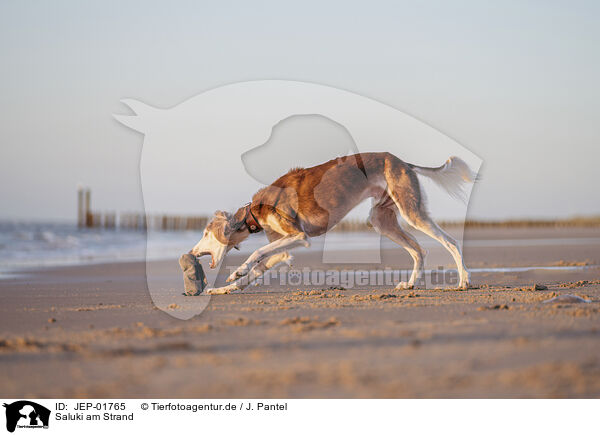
3 401 50 433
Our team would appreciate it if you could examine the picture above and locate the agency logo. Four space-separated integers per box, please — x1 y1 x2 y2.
3 401 50 433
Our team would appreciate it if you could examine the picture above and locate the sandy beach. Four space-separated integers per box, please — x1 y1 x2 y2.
1 226 600 398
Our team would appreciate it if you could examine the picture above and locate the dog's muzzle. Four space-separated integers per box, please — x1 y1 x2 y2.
190 250 216 268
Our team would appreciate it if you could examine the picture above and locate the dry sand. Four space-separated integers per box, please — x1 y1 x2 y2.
1 227 600 398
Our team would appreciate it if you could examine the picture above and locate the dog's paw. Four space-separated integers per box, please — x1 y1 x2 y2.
206 286 232 295
225 272 240 283
395 282 414 290
226 265 249 282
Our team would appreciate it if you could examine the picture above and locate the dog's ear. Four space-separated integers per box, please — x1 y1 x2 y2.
227 207 247 233
214 210 230 219
223 207 247 237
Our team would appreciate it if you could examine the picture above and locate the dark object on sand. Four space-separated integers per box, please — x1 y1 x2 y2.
179 253 207 296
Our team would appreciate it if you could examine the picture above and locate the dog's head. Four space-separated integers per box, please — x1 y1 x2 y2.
191 208 251 268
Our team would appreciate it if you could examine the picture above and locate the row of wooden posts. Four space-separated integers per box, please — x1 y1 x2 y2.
83 187 594 232
76 187 373 232
77 187 209 231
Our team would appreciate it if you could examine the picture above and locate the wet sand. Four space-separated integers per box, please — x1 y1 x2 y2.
1 227 600 398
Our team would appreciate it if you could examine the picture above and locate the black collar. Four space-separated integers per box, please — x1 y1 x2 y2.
243 203 262 233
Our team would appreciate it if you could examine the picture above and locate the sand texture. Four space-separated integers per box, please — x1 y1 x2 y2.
1 227 600 398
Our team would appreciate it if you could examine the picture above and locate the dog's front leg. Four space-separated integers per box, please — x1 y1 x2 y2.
226 233 309 283
207 252 292 294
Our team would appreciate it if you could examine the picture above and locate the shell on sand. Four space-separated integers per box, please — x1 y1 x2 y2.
543 294 590 304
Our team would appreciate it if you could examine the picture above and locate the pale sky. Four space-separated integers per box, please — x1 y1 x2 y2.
1 0 599 222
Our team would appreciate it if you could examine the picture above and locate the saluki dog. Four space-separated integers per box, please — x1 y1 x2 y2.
191 152 475 294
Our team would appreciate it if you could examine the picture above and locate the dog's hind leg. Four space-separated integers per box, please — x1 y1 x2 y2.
383 158 470 289
407 214 470 288
369 200 424 289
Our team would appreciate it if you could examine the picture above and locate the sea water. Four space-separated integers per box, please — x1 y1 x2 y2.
1 221 598 276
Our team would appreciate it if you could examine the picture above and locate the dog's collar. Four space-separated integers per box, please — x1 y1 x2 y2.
243 203 262 233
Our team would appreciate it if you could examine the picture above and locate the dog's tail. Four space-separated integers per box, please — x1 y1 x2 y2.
408 156 476 202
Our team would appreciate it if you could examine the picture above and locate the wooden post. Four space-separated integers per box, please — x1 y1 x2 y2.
104 212 116 229
84 189 92 228
77 187 84 228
